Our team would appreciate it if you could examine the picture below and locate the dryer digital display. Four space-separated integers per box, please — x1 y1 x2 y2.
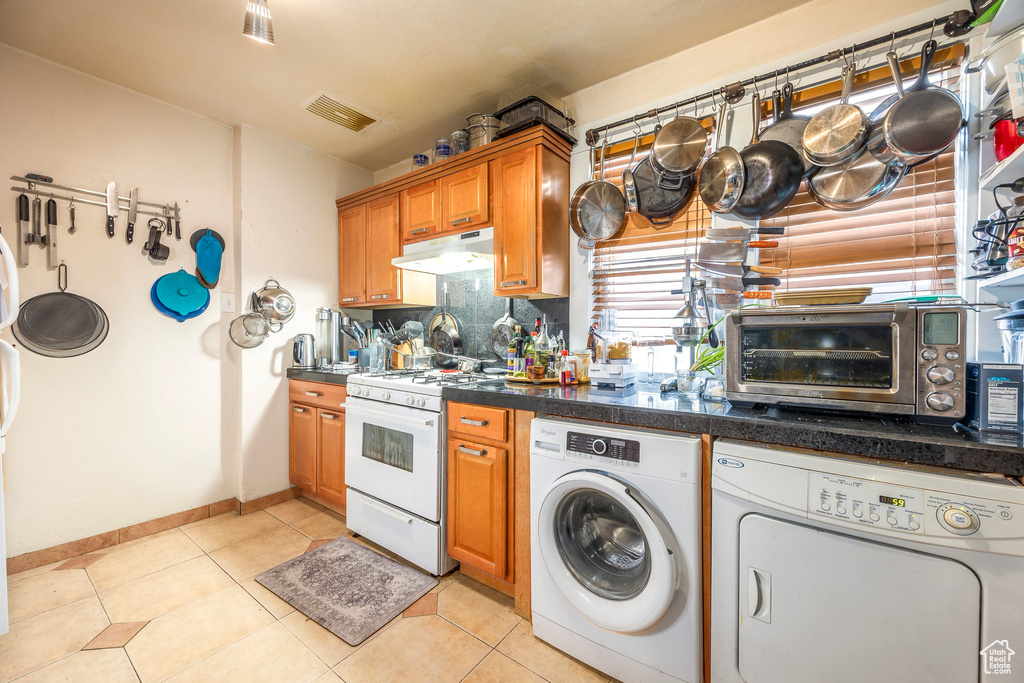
566 432 640 463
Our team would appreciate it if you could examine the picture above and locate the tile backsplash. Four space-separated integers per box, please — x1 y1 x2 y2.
372 269 569 361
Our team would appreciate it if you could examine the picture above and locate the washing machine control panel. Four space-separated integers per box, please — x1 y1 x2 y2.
808 470 1024 539
566 431 640 466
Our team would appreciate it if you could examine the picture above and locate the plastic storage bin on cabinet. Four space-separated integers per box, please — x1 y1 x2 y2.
494 96 577 146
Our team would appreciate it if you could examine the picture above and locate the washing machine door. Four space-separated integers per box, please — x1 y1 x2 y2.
537 470 678 633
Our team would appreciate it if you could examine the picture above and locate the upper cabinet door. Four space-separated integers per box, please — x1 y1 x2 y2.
492 148 537 294
365 193 402 304
442 163 489 233
401 180 442 244
338 204 367 306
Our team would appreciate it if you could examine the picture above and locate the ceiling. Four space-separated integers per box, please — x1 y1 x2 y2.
0 0 814 171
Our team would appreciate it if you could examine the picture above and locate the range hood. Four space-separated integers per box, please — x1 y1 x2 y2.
391 227 494 275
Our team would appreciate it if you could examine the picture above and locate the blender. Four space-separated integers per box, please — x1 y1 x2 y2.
589 309 637 389
995 299 1024 364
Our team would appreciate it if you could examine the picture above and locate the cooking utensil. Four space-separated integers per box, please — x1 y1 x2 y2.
733 92 804 220
802 64 868 166
68 200 77 235
173 201 181 241
13 262 109 357
253 278 295 324
964 22 1024 96
697 262 783 278
31 197 41 245
808 142 906 211
153 269 210 321
698 240 778 263
760 82 816 177
491 298 519 360
650 99 708 176
144 218 169 261
45 198 58 268
229 314 269 348
698 100 745 213
632 156 696 225
621 127 641 213
105 182 118 238
569 138 626 244
872 41 964 164
17 194 30 267
428 283 462 368
705 274 782 289
705 227 786 240
126 187 138 244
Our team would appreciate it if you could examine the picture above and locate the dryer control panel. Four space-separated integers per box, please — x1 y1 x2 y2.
809 471 1024 538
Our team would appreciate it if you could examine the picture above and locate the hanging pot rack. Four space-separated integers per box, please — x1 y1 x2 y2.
584 12 972 146
9 175 177 220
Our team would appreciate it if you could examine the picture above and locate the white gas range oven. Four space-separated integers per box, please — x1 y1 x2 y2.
343 369 493 575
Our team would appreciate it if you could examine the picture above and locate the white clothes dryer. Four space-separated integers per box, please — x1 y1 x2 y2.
530 417 703 683
711 439 1024 683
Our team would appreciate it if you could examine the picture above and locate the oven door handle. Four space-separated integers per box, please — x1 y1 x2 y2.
341 402 436 428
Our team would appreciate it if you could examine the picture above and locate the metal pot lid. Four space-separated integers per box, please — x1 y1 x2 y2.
651 117 708 174
155 270 210 316
633 157 692 214
575 181 626 240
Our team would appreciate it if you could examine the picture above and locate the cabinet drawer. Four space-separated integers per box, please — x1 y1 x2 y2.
448 402 508 443
289 380 347 411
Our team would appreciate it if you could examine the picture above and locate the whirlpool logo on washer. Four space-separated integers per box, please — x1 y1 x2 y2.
717 458 745 469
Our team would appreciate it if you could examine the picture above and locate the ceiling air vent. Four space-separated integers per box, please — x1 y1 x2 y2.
304 94 377 132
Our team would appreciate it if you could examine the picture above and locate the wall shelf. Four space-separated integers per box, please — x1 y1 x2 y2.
979 142 1024 192
979 268 1024 302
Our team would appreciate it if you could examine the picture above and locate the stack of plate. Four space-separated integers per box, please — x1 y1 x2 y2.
774 287 872 306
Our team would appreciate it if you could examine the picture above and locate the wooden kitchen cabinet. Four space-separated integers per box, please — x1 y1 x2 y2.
288 381 348 510
442 163 489 233
366 193 402 304
446 402 515 585
491 145 569 298
447 438 507 577
401 180 442 243
288 403 317 491
338 204 367 306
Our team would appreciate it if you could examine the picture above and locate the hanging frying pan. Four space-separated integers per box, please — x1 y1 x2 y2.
569 138 626 245
760 81 817 178
632 156 695 225
802 64 868 167
698 99 745 213
649 98 709 177
13 263 109 358
490 298 519 360
428 282 462 368
732 92 804 220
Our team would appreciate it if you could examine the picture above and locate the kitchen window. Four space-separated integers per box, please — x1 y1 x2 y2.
590 43 964 339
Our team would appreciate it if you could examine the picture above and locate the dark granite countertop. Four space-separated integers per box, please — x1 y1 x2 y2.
287 368 356 386
287 368 1024 477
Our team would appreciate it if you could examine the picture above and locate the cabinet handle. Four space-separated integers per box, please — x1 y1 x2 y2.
460 417 489 427
322 413 338 420
292 406 308 413
305 390 324 397
500 280 527 287
410 227 430 235
371 294 390 300
458 445 488 457
341 297 358 302
451 217 473 226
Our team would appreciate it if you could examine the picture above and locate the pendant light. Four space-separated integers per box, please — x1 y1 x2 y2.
243 0 274 45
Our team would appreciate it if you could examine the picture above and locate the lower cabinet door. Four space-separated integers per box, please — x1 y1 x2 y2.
317 409 346 506
447 437 507 576
289 403 317 491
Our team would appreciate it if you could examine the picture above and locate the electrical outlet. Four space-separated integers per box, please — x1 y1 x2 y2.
221 292 236 312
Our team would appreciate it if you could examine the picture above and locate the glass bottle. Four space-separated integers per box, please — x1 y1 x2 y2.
525 332 537 378
506 327 518 375
536 320 551 366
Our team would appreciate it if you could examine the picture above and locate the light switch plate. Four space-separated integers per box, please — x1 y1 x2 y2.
221 293 236 312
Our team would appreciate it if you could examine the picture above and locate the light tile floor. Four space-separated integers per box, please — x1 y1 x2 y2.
2 497 613 683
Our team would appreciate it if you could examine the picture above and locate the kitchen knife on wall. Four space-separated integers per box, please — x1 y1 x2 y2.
45 198 58 268
173 201 181 240
696 263 783 278
17 194 30 266
698 241 779 263
105 182 118 238
126 188 138 244
705 274 782 290
705 227 786 241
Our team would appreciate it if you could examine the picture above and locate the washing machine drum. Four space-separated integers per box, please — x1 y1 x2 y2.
539 471 679 633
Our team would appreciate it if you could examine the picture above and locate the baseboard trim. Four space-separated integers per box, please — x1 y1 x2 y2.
6 487 300 576
297 489 346 517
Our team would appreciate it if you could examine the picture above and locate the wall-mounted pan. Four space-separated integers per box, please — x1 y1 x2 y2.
13 263 108 358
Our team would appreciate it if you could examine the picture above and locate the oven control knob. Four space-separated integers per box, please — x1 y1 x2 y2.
591 439 607 455
416 397 426 407
945 349 960 360
407 396 414 406
383 391 391 401
926 392 955 412
921 348 939 361
351 387 361 397
926 365 955 385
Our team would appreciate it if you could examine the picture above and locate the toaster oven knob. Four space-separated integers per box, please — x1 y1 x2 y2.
926 392 955 412
921 348 939 361
926 365 955 385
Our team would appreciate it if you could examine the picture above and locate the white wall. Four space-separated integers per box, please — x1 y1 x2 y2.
562 0 961 348
0 45 372 556
235 125 371 501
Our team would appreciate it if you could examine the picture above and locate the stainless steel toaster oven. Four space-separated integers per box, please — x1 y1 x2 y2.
723 304 966 422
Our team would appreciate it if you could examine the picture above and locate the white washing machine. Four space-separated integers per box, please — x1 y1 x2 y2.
530 417 703 683
711 439 1024 683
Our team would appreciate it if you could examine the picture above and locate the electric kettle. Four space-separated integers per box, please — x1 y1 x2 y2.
292 334 316 369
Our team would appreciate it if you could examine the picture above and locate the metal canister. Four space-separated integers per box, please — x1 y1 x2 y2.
451 130 470 155
466 114 500 149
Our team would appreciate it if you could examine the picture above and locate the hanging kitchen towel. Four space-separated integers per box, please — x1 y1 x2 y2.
191 228 225 289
